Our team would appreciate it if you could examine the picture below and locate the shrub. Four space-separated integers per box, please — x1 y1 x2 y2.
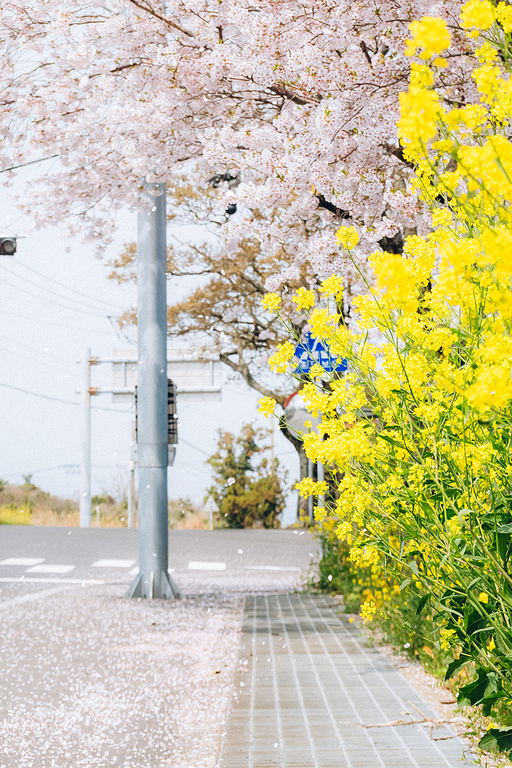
206 424 287 528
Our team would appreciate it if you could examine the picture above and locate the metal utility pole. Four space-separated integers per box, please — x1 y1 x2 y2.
127 420 136 529
79 347 92 527
126 181 180 600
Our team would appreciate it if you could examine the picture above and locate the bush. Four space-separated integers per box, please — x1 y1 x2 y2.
206 424 287 528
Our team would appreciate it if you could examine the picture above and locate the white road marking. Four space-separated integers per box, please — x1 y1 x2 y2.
187 561 226 571
245 565 301 572
26 564 75 574
92 559 135 568
0 557 45 566
0 577 104 585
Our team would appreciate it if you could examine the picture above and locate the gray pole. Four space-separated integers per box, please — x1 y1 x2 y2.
79 347 92 527
127 420 136 529
126 181 180 599
307 458 314 524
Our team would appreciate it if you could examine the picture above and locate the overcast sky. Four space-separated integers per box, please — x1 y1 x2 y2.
0 164 299 526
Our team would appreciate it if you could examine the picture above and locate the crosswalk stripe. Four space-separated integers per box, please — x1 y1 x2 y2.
187 561 226 571
26 564 75 574
92 559 135 568
0 557 45 566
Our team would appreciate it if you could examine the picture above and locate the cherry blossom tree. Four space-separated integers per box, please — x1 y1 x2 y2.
0 0 475 284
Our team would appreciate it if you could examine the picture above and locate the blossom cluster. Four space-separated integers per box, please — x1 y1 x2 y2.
0 0 474 281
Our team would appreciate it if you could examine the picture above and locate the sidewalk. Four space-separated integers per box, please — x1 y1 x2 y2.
219 593 472 768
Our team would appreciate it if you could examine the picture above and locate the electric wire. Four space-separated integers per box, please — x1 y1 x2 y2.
0 307 114 334
0 277 111 317
15 261 127 311
179 438 211 457
0 263 123 314
0 344 75 376
0 381 132 412
0 380 80 406
0 332 75 364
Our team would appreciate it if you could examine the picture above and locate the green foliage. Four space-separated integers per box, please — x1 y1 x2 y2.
206 424 287 528
0 479 7 493
22 474 37 491
91 495 115 505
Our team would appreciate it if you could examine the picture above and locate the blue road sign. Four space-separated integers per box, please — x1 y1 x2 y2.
293 333 347 375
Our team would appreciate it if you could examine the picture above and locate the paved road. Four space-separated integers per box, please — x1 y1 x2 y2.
0 527 318 599
0 527 318 768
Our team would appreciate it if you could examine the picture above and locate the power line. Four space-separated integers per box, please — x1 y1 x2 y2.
179 437 211 457
1 263 122 315
0 344 75 376
0 307 114 335
14 261 127 311
0 332 74 364
0 380 133 412
0 380 80 406
0 277 110 317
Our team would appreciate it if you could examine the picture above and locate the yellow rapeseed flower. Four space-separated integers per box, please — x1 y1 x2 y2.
335 226 359 249
478 592 489 603
258 396 276 418
496 2 512 32
268 341 295 373
360 600 377 622
460 0 495 30
295 478 328 498
261 293 281 312
292 287 315 310
319 274 344 298
405 17 451 59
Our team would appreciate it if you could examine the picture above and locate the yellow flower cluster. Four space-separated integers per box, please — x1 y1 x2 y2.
460 0 495 31
258 396 276 418
268 341 295 373
295 478 328 498
292 287 315 310
320 275 344 298
405 17 451 59
360 599 377 623
261 293 281 312
335 226 359 250
269 0 512 705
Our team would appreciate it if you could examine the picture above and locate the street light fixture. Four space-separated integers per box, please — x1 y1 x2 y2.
0 236 17 256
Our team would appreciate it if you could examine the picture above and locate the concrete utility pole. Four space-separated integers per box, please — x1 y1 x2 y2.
79 347 92 527
126 181 181 600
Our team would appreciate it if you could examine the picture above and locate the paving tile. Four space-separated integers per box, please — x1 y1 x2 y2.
219 594 469 768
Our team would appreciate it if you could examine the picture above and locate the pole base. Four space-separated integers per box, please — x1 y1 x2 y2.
125 569 181 599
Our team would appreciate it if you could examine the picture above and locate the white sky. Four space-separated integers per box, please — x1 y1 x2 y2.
0 165 299 526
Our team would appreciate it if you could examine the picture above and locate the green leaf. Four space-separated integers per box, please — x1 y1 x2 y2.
408 560 419 576
399 579 411 591
416 594 430 615
478 727 512 756
497 523 512 534
445 655 470 681
457 669 499 707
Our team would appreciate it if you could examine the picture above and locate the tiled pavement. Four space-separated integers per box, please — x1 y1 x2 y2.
219 594 472 768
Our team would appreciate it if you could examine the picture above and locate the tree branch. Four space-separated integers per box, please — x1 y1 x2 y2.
126 0 195 38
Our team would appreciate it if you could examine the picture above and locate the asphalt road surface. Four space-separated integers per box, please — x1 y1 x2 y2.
0 527 319 767
0 527 319 600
